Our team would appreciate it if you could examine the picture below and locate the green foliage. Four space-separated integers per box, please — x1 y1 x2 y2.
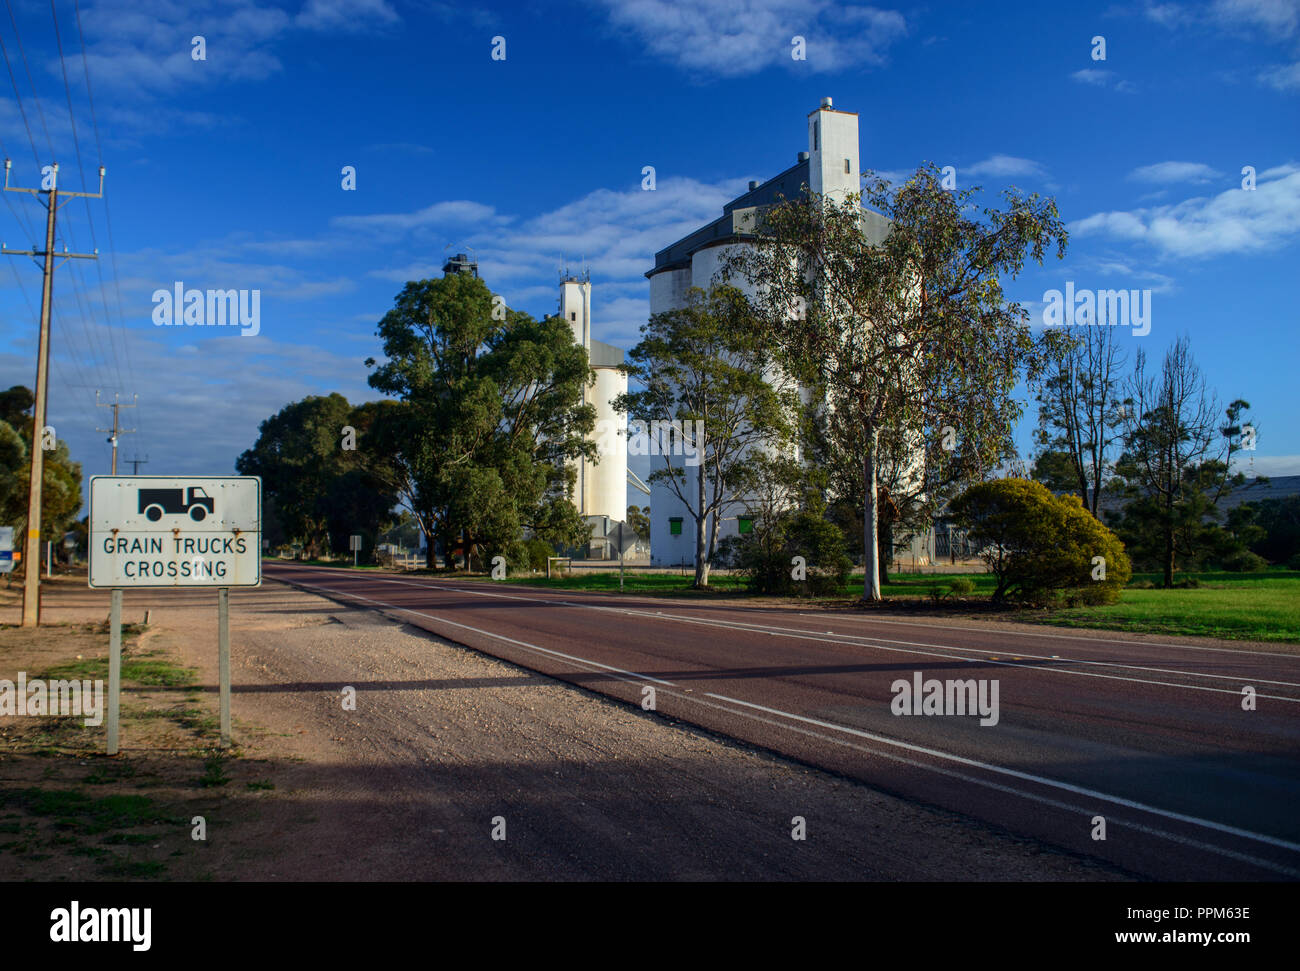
717 508 852 597
0 386 83 544
1107 461 1262 575
626 505 650 540
522 537 555 572
1030 448 1082 496
615 284 797 588
1108 341 1250 586
235 393 395 558
950 477 1131 606
725 166 1068 600
365 273 594 568
1220 550 1268 572
948 576 976 596
1241 495 1300 564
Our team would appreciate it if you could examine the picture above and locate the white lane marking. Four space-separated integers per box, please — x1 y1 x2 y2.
326 574 1300 702
797 612 1300 659
685 693 1300 879
266 574 1300 701
704 692 1300 858
608 605 1300 694
673 616 1300 689
270 568 1300 876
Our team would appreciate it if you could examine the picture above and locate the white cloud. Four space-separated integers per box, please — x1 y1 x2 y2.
1127 161 1223 184
1259 61 1300 89
297 0 400 31
341 174 744 345
1212 0 1300 36
1071 68 1112 85
67 0 400 102
74 0 291 97
1070 164 1300 257
333 201 508 234
592 0 907 77
1143 2 1193 27
965 155 1047 179
0 321 380 493
1070 68 1136 92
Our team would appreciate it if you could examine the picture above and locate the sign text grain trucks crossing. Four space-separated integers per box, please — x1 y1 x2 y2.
89 476 261 588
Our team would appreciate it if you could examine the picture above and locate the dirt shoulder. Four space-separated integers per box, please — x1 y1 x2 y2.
1 573 1127 881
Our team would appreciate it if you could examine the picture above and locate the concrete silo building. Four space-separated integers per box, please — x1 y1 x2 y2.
642 98 893 567
559 272 630 556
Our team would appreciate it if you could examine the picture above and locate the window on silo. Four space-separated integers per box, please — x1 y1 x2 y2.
813 121 819 151
738 517 753 535
669 517 683 536
570 312 577 321
845 159 851 174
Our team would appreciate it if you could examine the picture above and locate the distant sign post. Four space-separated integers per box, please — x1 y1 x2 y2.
89 476 261 754
609 520 638 592
350 534 362 568
0 527 13 574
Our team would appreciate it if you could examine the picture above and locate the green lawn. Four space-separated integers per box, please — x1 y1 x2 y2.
1039 571 1300 643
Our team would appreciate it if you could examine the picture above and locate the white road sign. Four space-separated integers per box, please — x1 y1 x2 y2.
0 526 13 574
89 476 261 588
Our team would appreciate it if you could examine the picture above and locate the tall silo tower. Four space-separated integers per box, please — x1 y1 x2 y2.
559 273 628 554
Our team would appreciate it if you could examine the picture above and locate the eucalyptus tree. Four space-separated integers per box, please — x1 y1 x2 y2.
725 165 1067 600
366 273 595 568
614 284 797 588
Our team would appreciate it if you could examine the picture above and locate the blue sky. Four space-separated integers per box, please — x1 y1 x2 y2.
0 0 1297 503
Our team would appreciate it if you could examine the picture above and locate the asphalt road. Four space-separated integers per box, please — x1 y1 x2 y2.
263 563 1300 881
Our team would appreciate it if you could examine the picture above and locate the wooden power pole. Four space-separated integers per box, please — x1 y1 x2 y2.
1 159 105 627
96 392 137 475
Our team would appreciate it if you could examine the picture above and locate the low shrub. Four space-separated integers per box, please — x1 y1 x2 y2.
949 478 1131 607
1220 550 1269 572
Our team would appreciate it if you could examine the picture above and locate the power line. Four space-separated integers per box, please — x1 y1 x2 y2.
4 0 53 158
50 0 129 396
0 6 121 402
70 0 141 422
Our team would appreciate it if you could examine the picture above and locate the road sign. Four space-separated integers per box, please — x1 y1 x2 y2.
349 534 362 551
89 476 261 588
0 526 13 574
609 519 638 556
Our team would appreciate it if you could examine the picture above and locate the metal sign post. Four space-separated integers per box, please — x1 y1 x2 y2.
107 588 122 755
218 587 230 748
608 520 637 593
350 534 361 567
89 476 260 754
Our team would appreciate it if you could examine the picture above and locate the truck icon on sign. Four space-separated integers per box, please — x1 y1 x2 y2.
138 487 215 523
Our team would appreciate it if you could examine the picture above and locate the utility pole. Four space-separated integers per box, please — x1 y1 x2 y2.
125 454 148 475
96 392 137 474
2 159 105 627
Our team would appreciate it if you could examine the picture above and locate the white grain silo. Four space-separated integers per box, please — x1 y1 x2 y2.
559 274 629 555
642 98 887 566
